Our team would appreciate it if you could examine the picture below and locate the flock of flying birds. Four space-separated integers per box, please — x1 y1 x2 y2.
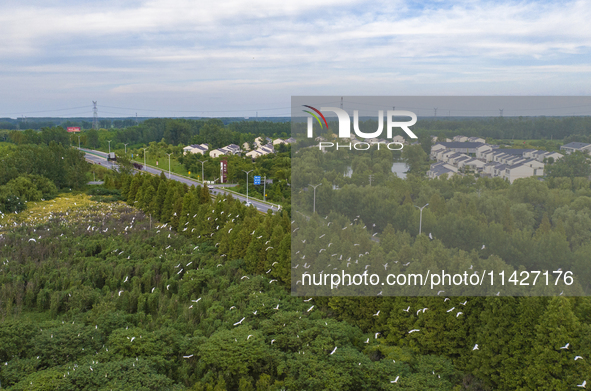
288 214 587 386
1 196 587 387
290 214 497 297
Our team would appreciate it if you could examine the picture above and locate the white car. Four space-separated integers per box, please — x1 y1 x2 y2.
245 202 251 207
208 185 214 190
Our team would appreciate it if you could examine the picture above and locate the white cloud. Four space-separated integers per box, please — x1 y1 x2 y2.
0 0 590 116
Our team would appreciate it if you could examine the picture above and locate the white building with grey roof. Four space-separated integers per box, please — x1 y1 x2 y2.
560 142 591 155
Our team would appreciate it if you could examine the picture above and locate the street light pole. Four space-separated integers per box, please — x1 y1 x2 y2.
78 135 81 148
242 170 253 204
310 183 322 214
198 160 207 183
143 148 148 168
414 203 429 235
166 153 172 178
263 175 266 202
124 143 128 154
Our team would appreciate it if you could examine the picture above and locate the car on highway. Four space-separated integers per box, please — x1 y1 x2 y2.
208 185 214 190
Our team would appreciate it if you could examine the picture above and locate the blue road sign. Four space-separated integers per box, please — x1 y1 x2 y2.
254 175 261 185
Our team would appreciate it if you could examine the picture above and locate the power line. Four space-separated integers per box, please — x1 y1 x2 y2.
337 99 591 115
1 106 90 116
100 104 291 113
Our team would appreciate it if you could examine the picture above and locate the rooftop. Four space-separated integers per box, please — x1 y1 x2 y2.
435 142 485 149
562 142 591 149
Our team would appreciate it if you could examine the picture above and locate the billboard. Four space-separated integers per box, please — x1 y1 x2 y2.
67 127 81 132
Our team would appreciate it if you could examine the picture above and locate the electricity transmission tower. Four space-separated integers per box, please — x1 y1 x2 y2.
92 101 98 129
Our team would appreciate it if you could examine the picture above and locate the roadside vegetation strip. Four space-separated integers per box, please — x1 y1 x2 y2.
130 159 203 183
211 185 283 210
129 158 282 209
79 148 107 158
80 148 282 210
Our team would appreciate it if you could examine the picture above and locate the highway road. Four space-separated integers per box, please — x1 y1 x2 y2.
79 148 281 214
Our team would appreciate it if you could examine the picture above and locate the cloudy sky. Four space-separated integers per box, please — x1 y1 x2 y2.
1 0 590 118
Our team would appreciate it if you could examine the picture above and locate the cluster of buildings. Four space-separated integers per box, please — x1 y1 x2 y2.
209 144 242 158
183 136 295 159
428 138 564 183
245 143 275 159
560 142 591 155
434 135 487 144
182 143 209 155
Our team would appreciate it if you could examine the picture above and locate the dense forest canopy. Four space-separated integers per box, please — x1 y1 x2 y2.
1 117 590 389
1 174 591 389
6 118 291 151
4 115 591 154
0 116 289 131
0 142 88 213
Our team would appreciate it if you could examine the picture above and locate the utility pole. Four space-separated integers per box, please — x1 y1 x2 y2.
340 97 343 110
77 135 81 148
143 148 148 168
414 203 429 235
166 153 172 178
434 108 437 117
263 175 266 201
124 143 128 154
310 183 322 214
199 160 207 183
242 170 253 205
499 109 504 117
368 174 373 186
